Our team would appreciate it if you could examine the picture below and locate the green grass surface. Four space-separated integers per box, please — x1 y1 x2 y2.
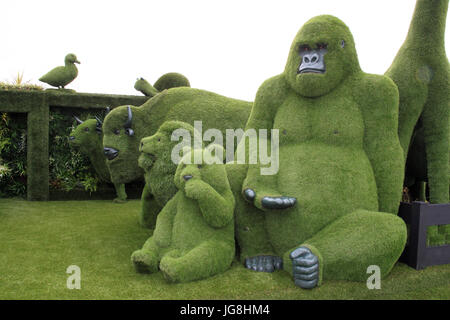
0 198 448 300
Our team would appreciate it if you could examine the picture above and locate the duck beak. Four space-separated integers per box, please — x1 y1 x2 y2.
75 60 80 64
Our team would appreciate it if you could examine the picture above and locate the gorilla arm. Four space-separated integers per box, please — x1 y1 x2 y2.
241 75 296 210
356 75 405 214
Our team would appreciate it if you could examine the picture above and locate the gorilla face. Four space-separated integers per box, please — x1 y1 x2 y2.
284 15 360 98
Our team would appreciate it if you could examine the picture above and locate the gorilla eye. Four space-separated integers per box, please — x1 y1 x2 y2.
157 138 161 142
317 43 328 50
197 164 203 169
299 45 311 53
84 127 89 132
114 129 120 135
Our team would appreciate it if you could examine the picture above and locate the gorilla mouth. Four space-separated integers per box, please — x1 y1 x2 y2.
298 68 325 74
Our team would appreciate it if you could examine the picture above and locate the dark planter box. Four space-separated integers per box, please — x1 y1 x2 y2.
398 201 450 269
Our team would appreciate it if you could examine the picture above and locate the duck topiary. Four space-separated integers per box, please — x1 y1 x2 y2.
39 53 80 89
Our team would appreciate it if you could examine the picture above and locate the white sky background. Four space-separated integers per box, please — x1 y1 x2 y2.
0 0 448 102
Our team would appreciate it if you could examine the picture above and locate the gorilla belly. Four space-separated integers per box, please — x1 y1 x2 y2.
265 143 379 255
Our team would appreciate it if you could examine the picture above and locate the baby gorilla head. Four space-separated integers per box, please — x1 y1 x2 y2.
174 145 226 192
284 15 361 98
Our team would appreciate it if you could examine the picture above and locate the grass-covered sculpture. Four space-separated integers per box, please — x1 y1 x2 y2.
102 88 251 228
238 15 407 289
69 115 127 202
131 145 235 283
134 72 190 97
138 121 203 226
39 53 80 89
385 0 449 245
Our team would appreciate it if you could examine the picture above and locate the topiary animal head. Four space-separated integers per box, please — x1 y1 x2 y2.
174 144 227 193
102 105 149 184
283 15 361 97
69 117 102 151
138 121 202 172
65 53 80 65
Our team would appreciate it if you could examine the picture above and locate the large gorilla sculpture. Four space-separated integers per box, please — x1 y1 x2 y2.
237 15 407 288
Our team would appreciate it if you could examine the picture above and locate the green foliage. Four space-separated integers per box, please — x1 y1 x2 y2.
0 110 99 197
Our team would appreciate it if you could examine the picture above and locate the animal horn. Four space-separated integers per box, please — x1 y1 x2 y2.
73 116 83 124
124 106 132 128
95 116 103 125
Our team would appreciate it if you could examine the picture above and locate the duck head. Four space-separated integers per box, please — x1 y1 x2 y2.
65 53 80 65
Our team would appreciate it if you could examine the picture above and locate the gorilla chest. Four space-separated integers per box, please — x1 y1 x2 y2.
274 90 365 147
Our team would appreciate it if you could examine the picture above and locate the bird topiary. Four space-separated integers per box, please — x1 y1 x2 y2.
102 87 251 228
69 115 126 202
385 0 449 245
131 145 235 283
237 15 407 289
39 53 80 90
134 73 190 97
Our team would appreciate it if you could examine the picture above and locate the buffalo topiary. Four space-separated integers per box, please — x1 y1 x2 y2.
237 15 407 289
385 0 449 245
131 145 235 283
69 116 126 202
102 87 251 228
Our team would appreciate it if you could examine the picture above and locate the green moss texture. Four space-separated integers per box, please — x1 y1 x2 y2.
386 0 449 245
131 147 235 283
236 15 407 287
69 118 126 202
102 87 251 228
39 53 80 89
134 72 190 97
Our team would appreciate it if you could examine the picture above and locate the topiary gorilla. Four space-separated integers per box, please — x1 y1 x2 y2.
102 87 251 228
385 0 449 245
131 145 235 283
69 115 127 202
237 15 407 288
134 72 191 97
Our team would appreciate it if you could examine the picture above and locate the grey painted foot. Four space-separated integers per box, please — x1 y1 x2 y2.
261 196 296 209
290 247 319 289
245 255 283 273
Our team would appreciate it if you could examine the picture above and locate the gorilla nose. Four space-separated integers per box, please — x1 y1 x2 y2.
104 147 119 160
183 175 193 181
303 53 319 64
69 136 75 140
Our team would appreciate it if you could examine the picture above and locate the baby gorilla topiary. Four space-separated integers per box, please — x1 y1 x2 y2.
69 117 126 202
131 146 235 283
238 15 407 288
137 121 203 227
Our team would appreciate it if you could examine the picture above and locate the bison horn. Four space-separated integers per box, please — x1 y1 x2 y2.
73 116 83 125
124 106 132 129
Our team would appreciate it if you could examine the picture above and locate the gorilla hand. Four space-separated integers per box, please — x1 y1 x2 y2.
243 188 296 210
290 247 319 289
245 255 283 273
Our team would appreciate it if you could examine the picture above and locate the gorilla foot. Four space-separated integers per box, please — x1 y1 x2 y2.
261 196 296 209
290 247 319 289
245 255 283 273
113 197 127 204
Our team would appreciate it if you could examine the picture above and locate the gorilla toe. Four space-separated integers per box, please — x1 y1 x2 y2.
245 255 283 273
261 196 296 209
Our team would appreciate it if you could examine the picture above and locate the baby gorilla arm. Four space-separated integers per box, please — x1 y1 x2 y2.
184 180 234 228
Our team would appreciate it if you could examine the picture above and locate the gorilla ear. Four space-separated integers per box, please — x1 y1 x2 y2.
203 143 225 164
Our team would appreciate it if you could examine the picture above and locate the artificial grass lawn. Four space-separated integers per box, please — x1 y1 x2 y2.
0 198 448 300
